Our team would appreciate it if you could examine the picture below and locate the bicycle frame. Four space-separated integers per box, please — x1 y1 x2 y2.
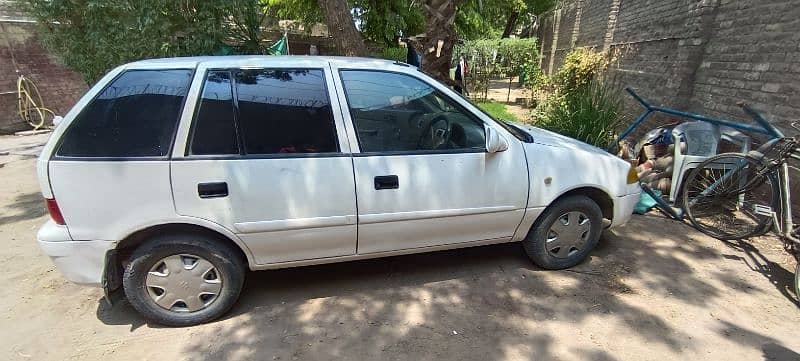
618 88 784 142
619 88 797 244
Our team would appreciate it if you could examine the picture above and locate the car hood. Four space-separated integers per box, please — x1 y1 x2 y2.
507 122 640 199
511 122 614 156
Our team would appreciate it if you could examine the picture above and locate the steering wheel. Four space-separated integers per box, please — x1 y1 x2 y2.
417 114 452 150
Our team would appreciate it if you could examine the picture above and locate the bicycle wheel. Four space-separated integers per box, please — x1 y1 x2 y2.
681 153 779 240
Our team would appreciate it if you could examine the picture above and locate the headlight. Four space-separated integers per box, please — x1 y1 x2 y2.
626 163 639 184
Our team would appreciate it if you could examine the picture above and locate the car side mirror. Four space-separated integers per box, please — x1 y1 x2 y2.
485 125 509 153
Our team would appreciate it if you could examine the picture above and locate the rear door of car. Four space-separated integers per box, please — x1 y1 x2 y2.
170 60 357 265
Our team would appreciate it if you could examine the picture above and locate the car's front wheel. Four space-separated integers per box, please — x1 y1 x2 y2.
122 233 245 326
523 195 603 269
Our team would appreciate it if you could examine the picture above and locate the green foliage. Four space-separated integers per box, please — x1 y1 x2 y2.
534 81 623 148
477 101 519 121
553 47 607 93
454 38 539 99
268 0 423 47
530 48 621 148
22 0 555 83
356 1 424 46
265 0 324 25
456 0 556 39
23 0 267 83
375 47 407 62
455 38 538 75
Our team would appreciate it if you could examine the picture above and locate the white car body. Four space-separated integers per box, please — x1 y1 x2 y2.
36 56 640 287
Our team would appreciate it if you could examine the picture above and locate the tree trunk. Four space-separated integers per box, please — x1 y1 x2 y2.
317 0 368 56
501 11 519 38
418 0 459 86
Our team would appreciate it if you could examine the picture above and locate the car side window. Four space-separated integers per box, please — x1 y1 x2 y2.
57 69 192 157
190 71 239 155
190 68 338 156
235 69 338 154
339 70 485 153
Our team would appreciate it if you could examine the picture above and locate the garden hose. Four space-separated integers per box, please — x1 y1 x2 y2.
16 75 55 130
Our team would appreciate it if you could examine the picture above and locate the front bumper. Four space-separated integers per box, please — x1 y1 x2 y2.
610 192 640 228
37 220 116 286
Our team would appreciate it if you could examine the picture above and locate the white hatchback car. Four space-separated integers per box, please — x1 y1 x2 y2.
37 56 640 326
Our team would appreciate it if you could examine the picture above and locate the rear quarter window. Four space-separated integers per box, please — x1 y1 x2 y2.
56 69 193 158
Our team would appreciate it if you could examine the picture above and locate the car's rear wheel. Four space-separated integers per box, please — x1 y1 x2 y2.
523 195 603 269
122 233 245 326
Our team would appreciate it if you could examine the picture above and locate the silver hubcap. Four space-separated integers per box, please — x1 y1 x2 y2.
546 211 591 259
145 254 222 312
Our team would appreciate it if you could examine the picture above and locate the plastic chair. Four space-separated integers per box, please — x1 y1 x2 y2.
669 122 752 202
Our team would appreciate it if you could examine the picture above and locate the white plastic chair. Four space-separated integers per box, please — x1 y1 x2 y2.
668 122 752 202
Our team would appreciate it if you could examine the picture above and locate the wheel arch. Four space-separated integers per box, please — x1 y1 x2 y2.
115 222 253 268
549 186 614 223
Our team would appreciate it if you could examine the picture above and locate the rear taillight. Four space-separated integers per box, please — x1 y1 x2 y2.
45 198 66 225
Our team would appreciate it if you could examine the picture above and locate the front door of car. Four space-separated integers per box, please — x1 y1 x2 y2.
332 69 529 254
171 66 357 265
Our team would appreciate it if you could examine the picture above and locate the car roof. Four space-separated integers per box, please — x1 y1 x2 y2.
125 55 408 70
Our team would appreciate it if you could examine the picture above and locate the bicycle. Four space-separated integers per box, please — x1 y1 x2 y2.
681 128 800 299
617 88 799 299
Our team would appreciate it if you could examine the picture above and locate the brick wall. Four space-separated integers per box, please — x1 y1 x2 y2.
0 20 88 134
536 0 800 139
575 0 611 48
537 0 800 217
690 0 800 129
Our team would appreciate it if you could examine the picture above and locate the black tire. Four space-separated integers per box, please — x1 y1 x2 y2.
523 195 603 269
681 153 778 241
122 233 245 327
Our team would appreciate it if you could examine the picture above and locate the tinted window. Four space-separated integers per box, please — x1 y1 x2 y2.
340 70 485 153
57 69 192 157
190 71 239 155
235 69 338 154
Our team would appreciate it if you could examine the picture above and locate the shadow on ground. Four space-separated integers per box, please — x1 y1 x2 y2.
719 239 799 307
94 216 800 360
0 192 46 225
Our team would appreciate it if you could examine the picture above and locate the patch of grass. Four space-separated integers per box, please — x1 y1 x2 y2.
476 101 518 122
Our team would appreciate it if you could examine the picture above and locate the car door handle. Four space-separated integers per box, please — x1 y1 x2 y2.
374 175 399 190
198 182 228 198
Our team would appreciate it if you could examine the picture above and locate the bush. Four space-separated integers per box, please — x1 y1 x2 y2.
376 47 407 62
454 38 539 76
453 38 540 100
23 0 268 83
535 81 623 149
528 47 623 148
553 47 607 93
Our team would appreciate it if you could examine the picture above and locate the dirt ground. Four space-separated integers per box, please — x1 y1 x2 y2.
482 78 532 123
1 133 799 361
